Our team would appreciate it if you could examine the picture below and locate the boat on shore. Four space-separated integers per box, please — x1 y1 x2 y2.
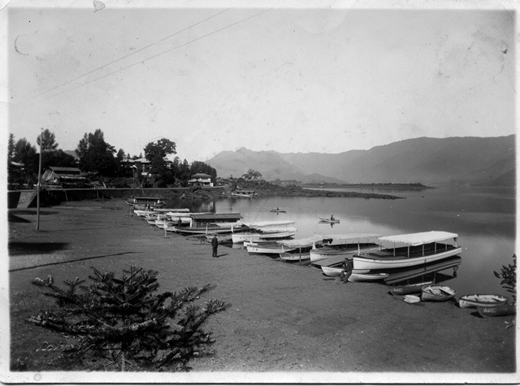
348 272 389 282
231 220 297 244
277 235 326 262
245 241 294 255
459 294 509 309
353 231 461 271
478 304 516 318
421 285 456 302
168 213 245 235
388 281 433 295
310 233 381 263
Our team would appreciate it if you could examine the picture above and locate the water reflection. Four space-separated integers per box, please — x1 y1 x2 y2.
209 186 514 297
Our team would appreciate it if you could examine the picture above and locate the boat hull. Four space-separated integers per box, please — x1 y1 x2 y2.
459 294 509 309
348 273 389 282
421 285 456 302
353 247 462 270
388 281 433 295
478 304 516 318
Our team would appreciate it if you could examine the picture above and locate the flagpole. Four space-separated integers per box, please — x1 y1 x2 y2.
36 128 43 231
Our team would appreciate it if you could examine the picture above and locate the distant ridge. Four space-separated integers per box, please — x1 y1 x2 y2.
206 135 515 186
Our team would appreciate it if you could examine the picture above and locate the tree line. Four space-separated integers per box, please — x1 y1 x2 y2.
8 128 216 188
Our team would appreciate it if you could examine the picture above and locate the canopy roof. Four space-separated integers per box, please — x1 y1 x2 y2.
321 233 381 243
379 231 458 246
242 220 295 228
190 213 242 221
279 234 325 248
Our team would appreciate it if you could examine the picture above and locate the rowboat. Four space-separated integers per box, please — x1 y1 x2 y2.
348 272 389 282
478 304 516 318
388 281 433 295
459 294 509 309
353 231 462 271
310 233 381 263
319 218 340 224
321 266 344 277
421 285 456 302
270 208 287 213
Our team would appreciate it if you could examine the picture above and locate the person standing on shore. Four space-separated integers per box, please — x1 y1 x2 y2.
211 235 219 258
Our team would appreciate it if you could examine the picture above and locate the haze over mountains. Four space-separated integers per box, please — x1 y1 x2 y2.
206 135 516 186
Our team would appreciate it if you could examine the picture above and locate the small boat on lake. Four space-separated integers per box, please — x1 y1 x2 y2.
421 285 456 302
478 304 516 318
459 294 508 309
270 208 287 213
319 217 340 224
353 231 461 271
231 190 257 198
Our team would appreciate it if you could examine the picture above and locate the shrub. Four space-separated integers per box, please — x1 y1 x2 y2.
494 254 516 304
27 266 229 371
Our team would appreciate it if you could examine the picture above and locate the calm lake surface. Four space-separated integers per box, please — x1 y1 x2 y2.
167 185 516 298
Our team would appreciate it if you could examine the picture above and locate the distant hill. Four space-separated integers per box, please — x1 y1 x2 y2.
206 135 515 186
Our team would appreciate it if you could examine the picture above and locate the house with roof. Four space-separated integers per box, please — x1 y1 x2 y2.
41 166 87 188
188 173 213 187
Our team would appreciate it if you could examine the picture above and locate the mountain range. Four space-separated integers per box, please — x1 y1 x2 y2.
206 135 516 186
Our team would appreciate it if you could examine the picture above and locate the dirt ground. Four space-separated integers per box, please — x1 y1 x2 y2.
4 199 517 383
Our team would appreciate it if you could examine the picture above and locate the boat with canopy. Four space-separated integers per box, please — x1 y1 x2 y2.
353 231 461 271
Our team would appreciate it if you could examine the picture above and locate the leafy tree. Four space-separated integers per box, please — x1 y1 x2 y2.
13 138 38 182
42 150 77 169
494 254 516 303
37 129 59 152
27 266 229 371
143 139 177 186
76 129 118 177
242 169 262 180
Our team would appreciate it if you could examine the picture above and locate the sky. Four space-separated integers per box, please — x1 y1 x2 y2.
3 0 517 163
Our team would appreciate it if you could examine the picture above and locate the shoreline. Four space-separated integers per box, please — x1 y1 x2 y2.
5 199 516 382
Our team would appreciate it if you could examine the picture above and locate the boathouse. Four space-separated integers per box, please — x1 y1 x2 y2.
41 166 87 188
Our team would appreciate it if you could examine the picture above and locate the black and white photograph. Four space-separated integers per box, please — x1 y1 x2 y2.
2 0 517 383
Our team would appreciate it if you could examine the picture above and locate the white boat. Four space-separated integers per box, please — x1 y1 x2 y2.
169 213 244 235
310 233 381 263
232 227 297 244
278 235 327 261
231 190 257 198
245 241 293 255
321 266 344 277
459 294 508 308
348 272 389 282
353 231 461 271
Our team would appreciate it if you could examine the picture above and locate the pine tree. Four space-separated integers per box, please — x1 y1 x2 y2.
27 266 229 371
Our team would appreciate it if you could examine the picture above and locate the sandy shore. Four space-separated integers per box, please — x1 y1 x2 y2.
5 200 517 383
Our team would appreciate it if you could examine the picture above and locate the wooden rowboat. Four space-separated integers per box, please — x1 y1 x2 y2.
388 281 433 296
478 304 516 318
319 218 340 224
421 285 456 302
459 294 508 309
348 272 388 282
321 266 344 277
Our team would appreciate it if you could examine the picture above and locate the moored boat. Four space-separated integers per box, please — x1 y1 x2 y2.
319 217 340 224
245 241 293 255
459 294 508 309
421 285 456 302
231 190 257 198
388 281 433 296
232 227 297 244
353 231 462 271
278 235 328 262
321 266 344 277
310 233 381 263
478 304 516 318
348 272 389 282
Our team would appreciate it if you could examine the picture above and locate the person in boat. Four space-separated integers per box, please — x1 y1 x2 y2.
341 258 353 283
211 235 219 258
330 215 335 221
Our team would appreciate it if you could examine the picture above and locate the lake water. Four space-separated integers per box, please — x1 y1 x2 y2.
167 185 516 298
